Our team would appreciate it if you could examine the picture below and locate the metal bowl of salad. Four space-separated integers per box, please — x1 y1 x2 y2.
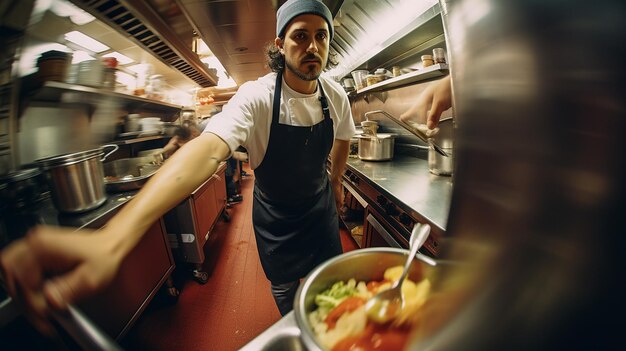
294 247 433 351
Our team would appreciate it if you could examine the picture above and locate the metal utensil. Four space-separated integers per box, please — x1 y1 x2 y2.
364 110 448 157
365 223 431 324
0 278 123 351
51 305 124 351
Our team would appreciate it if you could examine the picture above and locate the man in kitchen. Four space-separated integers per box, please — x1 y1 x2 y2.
0 0 355 328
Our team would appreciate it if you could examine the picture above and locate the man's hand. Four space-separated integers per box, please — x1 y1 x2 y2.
400 75 452 129
331 178 344 214
0 226 123 334
329 139 350 214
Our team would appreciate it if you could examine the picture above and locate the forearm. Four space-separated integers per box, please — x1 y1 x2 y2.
329 139 350 184
105 133 230 257
160 137 179 157
329 139 349 211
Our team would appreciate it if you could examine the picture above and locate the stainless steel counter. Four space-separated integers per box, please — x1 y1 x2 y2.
38 191 136 230
239 312 304 351
346 154 453 232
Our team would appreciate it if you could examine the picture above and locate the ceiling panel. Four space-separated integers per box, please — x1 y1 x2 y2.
222 40 266 55
178 0 342 86
214 22 274 44
229 53 265 65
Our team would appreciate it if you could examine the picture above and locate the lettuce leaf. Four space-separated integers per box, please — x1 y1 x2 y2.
314 279 358 309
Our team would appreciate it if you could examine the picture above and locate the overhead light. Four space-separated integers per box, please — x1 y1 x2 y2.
126 63 152 74
192 35 212 57
201 55 236 88
64 31 109 53
71 50 95 63
50 0 95 25
102 52 134 65
116 70 137 89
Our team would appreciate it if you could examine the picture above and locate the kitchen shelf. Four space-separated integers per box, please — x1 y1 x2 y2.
355 64 449 95
111 135 169 145
20 79 183 121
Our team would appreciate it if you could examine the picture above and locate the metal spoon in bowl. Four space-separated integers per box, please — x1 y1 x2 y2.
365 223 431 324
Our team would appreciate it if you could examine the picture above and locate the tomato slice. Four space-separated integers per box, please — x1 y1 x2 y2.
324 296 366 330
366 279 391 293
332 324 410 351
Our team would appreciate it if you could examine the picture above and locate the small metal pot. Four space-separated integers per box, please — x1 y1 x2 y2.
36 145 118 213
428 118 454 176
357 133 395 161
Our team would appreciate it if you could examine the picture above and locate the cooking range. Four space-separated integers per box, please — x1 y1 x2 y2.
340 158 448 257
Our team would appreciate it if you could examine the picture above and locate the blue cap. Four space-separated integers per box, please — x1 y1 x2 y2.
276 0 334 40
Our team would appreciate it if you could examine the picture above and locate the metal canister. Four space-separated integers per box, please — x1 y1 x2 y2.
428 117 454 176
392 66 401 77
432 48 446 64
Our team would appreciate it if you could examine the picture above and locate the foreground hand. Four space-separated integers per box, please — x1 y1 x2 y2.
0 225 123 334
400 75 452 129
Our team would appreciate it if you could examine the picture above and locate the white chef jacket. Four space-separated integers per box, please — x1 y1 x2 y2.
203 72 356 170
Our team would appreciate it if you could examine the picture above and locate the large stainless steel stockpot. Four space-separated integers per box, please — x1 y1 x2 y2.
36 145 118 213
357 133 396 161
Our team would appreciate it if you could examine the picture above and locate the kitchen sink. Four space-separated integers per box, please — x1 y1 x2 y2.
259 327 305 351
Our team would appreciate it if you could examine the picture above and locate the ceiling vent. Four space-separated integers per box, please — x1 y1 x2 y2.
69 0 217 87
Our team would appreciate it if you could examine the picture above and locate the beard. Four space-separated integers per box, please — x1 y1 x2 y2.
285 54 324 81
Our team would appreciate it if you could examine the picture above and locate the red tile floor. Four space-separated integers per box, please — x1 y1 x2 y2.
120 164 359 350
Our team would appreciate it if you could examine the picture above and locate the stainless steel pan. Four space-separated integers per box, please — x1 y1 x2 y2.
103 156 161 192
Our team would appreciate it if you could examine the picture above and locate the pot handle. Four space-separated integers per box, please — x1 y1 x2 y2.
100 144 119 161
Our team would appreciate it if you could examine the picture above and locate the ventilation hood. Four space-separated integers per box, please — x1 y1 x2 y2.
328 0 444 79
68 0 218 87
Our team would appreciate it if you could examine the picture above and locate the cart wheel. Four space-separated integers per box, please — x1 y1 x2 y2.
164 286 180 304
167 286 180 297
157 284 179 305
193 270 209 284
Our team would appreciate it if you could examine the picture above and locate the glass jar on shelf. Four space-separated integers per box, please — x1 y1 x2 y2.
421 55 434 68
146 74 165 100
432 48 447 64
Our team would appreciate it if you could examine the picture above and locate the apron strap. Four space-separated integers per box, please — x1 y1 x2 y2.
318 81 331 122
272 71 283 126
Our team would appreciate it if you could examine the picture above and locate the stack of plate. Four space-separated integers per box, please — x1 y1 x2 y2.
139 117 163 136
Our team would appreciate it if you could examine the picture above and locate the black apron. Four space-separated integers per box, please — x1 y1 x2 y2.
252 72 342 284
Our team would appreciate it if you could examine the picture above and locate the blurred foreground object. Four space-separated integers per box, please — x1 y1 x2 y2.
408 0 626 350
